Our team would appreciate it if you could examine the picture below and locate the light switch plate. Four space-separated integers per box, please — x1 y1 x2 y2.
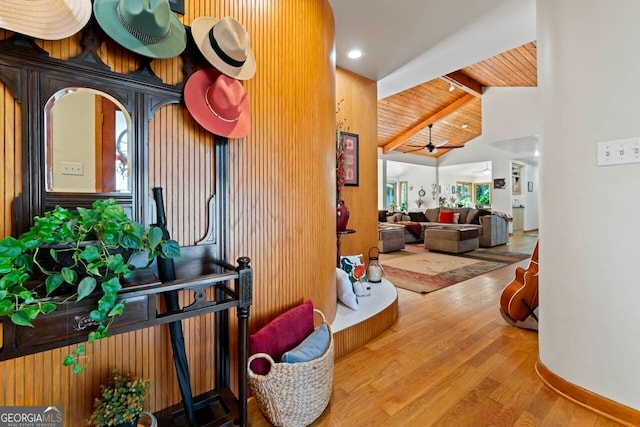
61 161 84 175
597 138 640 166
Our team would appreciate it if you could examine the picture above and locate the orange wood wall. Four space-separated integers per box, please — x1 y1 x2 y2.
0 1 336 424
336 67 379 263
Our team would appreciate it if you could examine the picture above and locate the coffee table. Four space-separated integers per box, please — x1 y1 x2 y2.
424 226 479 253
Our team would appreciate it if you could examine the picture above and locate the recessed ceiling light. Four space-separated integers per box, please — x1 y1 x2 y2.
448 83 455 92
534 148 540 157
347 49 362 59
461 123 468 129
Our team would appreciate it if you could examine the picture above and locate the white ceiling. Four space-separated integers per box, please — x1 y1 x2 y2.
489 135 540 164
329 0 536 99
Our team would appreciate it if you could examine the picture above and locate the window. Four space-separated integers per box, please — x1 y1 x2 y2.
399 181 408 211
385 182 395 210
456 182 472 206
474 183 491 207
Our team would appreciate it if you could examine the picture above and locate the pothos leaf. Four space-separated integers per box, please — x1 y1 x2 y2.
11 310 34 327
77 277 97 301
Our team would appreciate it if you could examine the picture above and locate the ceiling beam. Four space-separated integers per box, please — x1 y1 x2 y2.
441 71 483 97
382 93 476 153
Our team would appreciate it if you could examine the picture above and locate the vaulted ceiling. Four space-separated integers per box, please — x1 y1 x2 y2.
377 42 537 158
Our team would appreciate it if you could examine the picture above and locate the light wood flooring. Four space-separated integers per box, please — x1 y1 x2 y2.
247 234 623 426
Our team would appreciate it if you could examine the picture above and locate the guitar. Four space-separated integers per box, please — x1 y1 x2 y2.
500 240 539 322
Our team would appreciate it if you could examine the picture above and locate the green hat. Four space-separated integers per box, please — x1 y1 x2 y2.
93 0 186 59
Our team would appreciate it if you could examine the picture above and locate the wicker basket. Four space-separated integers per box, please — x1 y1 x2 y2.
248 309 334 427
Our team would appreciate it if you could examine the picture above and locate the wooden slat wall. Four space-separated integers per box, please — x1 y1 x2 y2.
0 0 336 424
336 68 378 263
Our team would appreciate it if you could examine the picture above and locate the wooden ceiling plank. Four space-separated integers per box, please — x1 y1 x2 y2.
382 93 475 153
495 53 536 85
441 71 483 97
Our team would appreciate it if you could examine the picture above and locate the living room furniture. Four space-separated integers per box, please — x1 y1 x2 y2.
378 224 405 253
379 207 510 249
424 227 479 253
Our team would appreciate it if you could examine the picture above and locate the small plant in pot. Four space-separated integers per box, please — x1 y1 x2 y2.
0 199 181 373
88 371 152 427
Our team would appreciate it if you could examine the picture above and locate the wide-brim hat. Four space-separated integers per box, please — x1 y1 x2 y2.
0 0 92 40
191 16 256 81
184 69 251 138
94 0 186 59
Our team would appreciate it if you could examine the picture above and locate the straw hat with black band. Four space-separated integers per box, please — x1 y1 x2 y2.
184 68 251 138
93 0 186 59
191 16 256 81
0 0 92 40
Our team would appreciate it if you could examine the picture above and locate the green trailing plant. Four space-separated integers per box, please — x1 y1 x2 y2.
88 371 151 427
0 199 180 373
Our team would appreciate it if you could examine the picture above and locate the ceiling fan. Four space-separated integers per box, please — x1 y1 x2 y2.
406 124 465 154
473 162 492 174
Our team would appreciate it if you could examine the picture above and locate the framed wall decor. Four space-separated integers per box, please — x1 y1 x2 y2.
169 0 185 14
493 178 506 189
340 132 359 186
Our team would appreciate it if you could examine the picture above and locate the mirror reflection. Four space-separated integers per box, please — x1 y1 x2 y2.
45 88 132 193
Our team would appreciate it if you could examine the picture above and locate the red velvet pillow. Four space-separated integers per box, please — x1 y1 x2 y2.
438 211 455 223
249 300 314 374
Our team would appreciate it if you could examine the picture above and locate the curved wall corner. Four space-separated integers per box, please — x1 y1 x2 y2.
538 0 640 417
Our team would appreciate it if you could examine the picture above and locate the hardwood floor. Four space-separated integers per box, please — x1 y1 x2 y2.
247 234 624 426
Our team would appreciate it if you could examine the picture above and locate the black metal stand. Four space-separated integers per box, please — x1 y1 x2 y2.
337 229 356 266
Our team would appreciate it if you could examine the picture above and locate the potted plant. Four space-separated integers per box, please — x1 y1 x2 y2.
88 371 152 427
0 199 181 373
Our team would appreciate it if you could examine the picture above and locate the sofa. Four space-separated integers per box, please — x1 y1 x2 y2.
378 207 510 252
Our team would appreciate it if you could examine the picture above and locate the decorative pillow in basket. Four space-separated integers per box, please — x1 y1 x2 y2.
248 307 334 427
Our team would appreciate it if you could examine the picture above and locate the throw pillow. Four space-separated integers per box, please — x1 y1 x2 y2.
425 208 440 222
336 267 359 310
386 215 396 223
477 208 493 222
281 323 330 363
456 208 470 224
401 214 411 221
249 300 315 375
340 254 366 283
453 213 461 223
466 208 479 224
438 210 455 224
408 211 428 222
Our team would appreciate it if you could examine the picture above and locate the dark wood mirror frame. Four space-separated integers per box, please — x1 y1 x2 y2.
0 23 196 236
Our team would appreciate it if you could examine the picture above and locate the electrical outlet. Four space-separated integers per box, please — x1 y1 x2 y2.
597 138 640 166
61 161 84 176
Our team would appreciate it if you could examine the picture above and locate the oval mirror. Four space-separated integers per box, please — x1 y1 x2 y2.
44 88 132 193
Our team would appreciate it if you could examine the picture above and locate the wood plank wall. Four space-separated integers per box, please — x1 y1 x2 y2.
0 1 336 424
336 68 379 264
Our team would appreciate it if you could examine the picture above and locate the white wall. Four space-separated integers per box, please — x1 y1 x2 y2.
539 0 640 409
378 159 385 209
398 163 438 210
483 86 540 143
52 91 96 192
521 162 539 231
438 136 518 220
379 159 437 211
436 86 541 230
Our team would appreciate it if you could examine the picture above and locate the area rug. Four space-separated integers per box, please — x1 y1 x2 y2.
381 247 530 294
